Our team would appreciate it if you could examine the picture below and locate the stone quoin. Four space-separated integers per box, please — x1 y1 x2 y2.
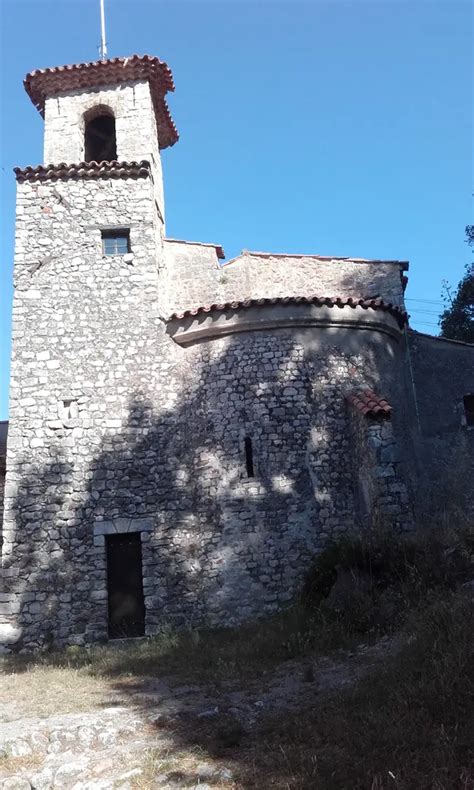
0 54 473 651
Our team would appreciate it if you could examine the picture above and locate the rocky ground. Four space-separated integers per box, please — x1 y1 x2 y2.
0 638 396 790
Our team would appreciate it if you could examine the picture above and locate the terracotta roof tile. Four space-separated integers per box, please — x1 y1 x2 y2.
347 390 393 419
168 295 408 326
24 54 178 149
14 160 151 183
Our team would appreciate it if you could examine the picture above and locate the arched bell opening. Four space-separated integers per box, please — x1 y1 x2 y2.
84 106 117 162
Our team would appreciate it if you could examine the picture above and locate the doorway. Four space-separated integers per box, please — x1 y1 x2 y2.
106 532 145 638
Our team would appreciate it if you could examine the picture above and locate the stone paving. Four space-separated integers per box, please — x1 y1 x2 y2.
0 639 396 789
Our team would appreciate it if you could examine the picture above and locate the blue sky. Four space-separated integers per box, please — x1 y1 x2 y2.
0 0 472 419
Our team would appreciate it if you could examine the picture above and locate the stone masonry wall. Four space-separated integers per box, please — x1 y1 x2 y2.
0 422 6 529
407 331 474 516
1 170 173 645
43 80 165 220
4 54 471 652
81 328 411 639
2 250 410 650
349 408 414 532
2 140 415 651
0 469 4 532
164 245 407 316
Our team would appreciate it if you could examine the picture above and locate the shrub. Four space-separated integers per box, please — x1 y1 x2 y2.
242 590 474 789
302 526 473 635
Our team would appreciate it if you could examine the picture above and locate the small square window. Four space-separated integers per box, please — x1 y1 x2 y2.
463 394 474 427
102 230 130 256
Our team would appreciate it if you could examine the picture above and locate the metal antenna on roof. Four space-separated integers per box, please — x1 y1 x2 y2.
99 0 108 60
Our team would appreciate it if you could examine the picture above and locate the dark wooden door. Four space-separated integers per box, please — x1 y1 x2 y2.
106 533 145 638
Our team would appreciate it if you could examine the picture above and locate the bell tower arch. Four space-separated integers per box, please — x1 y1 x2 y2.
83 105 117 163
24 54 178 222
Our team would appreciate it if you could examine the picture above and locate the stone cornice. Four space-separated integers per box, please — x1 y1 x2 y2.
166 298 406 345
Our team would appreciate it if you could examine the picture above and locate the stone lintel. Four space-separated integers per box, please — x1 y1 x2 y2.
93 517 154 536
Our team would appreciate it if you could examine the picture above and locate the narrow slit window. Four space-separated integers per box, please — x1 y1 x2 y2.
463 394 474 427
102 230 130 256
244 436 255 478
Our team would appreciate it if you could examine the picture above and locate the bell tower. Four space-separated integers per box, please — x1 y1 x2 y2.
24 54 178 223
1 57 179 649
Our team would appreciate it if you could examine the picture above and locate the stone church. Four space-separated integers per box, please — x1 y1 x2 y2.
0 54 473 651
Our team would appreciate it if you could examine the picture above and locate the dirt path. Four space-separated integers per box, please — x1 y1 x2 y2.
0 637 397 789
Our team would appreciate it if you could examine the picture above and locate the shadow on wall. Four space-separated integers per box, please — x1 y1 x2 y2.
0 325 408 651
2 322 419 785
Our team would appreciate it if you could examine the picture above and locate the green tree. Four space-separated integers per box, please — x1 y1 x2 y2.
439 226 474 343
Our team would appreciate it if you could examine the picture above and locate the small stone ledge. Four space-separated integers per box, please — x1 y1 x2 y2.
93 517 154 536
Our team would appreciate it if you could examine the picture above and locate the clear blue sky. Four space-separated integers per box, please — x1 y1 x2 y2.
0 0 472 419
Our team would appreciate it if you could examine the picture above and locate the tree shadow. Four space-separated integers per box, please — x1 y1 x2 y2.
1 321 412 786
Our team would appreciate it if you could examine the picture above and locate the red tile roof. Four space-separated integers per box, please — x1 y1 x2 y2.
24 55 178 149
347 390 393 419
14 160 151 183
168 295 408 326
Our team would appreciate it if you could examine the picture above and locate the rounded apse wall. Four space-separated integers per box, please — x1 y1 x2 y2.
165 311 406 626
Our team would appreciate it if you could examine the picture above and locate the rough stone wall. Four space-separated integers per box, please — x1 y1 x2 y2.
43 80 165 220
1 171 174 645
0 422 6 531
4 160 417 650
2 244 413 650
4 56 472 652
163 241 222 315
163 334 360 626
407 331 474 515
349 409 414 532
80 328 412 641
0 468 5 533
165 246 406 316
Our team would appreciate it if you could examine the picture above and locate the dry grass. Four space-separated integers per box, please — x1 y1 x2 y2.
0 753 43 773
0 665 115 719
231 592 474 790
1 595 472 789
5 526 471 690
1 526 472 788
135 746 235 789
0 606 329 687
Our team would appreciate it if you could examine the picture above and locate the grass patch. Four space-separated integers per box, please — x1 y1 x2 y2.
135 745 233 789
1 606 328 684
0 665 116 719
0 753 43 774
3 526 472 688
228 591 474 789
1 526 472 788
